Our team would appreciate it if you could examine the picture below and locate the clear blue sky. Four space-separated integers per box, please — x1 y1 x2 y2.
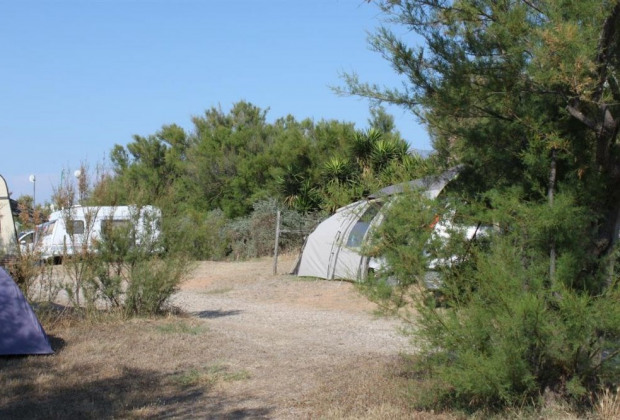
1 0 430 203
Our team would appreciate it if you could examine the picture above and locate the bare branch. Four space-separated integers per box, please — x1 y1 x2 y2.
566 102 601 132
521 0 545 16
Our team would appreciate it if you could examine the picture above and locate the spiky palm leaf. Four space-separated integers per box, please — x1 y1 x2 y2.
371 138 408 172
350 128 383 167
322 156 354 184
291 180 322 213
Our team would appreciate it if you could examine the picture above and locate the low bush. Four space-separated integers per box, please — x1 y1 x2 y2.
162 199 320 261
123 256 190 316
162 208 230 260
86 207 191 316
226 198 322 260
16 205 193 317
367 188 620 413
5 250 42 301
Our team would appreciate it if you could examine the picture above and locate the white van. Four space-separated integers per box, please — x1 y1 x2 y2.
35 205 162 262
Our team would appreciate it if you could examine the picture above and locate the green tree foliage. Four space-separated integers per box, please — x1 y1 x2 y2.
344 0 620 410
346 0 620 257
373 189 620 410
105 102 364 216
99 100 430 260
186 102 271 217
368 105 396 134
107 123 190 206
103 101 417 259
311 127 428 212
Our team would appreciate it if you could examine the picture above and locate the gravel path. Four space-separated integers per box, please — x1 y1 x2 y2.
170 256 412 418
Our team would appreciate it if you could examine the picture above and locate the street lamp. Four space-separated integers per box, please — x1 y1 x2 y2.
74 170 82 205
28 174 36 210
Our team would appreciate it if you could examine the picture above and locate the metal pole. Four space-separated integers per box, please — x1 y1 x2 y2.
273 209 281 275
29 174 36 217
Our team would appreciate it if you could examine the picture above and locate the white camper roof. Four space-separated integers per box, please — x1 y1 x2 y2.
48 205 160 222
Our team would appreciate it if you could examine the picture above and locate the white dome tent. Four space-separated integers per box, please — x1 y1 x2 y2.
294 166 463 281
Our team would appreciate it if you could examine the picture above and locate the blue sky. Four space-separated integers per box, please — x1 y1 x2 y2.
1 0 430 203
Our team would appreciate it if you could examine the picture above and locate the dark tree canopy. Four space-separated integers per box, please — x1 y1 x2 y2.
344 0 620 256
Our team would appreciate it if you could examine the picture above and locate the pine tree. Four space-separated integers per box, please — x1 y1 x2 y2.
346 0 620 410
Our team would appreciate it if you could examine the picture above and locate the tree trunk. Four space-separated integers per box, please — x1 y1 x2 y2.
604 194 620 287
548 148 557 284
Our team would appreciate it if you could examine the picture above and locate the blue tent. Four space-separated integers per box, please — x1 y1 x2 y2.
0 267 53 355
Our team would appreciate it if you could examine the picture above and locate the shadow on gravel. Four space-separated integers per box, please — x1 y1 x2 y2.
159 397 273 419
194 309 244 319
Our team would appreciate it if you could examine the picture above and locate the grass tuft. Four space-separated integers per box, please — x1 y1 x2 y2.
170 364 251 388
154 320 207 335
203 287 233 295
595 387 620 420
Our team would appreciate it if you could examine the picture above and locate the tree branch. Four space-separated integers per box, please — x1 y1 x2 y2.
521 0 545 16
566 102 601 132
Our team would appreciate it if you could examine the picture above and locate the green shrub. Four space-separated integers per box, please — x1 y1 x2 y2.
124 256 189 316
162 208 230 260
161 199 318 261
226 198 319 260
57 206 192 316
368 188 620 411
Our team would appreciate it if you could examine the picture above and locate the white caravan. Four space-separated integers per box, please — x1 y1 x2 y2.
36 205 161 262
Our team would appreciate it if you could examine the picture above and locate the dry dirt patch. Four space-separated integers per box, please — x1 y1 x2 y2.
171 255 416 417
181 254 380 313
1 256 450 419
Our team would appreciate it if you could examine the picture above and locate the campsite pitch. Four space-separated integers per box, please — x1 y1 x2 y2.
0 256 455 419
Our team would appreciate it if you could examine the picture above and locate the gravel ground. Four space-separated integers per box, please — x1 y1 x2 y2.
170 255 413 418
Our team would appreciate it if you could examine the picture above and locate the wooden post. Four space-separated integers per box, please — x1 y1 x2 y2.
273 209 281 275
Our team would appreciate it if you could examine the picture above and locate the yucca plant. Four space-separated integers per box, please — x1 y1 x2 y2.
350 128 383 169
322 156 355 184
370 138 409 173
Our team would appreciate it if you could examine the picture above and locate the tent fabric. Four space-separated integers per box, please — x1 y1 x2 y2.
368 165 463 199
295 199 378 280
0 267 53 355
297 200 370 280
0 174 18 256
295 167 462 281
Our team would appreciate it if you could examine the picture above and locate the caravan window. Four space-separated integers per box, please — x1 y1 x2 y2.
19 231 34 245
39 221 56 237
101 219 131 238
346 202 383 248
67 220 84 235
